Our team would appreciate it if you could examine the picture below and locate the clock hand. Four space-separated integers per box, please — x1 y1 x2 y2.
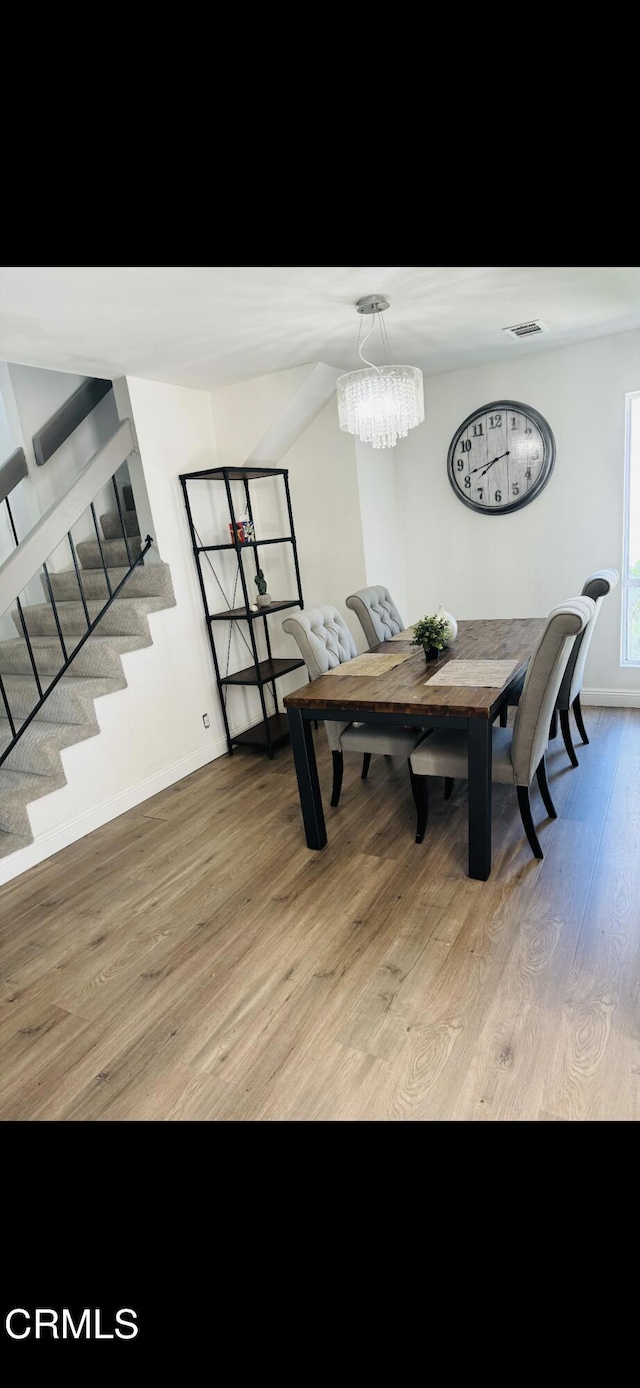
468 450 510 477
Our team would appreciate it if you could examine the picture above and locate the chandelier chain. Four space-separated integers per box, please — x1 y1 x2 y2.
354 311 363 364
357 311 382 373
380 311 393 363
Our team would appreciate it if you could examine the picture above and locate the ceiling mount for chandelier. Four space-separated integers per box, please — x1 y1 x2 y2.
336 295 424 450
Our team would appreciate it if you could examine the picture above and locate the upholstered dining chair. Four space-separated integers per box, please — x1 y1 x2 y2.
346 585 406 649
408 597 594 860
282 606 424 808
503 569 620 766
554 569 619 767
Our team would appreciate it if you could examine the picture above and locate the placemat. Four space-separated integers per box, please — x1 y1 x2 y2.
425 659 519 687
387 629 415 642
327 651 415 677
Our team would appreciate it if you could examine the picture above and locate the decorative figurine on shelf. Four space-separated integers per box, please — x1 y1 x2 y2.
411 613 450 663
255 567 272 609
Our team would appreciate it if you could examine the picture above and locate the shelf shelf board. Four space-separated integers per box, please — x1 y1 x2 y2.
231 713 291 750
221 657 304 687
198 536 292 553
180 465 287 482
208 599 301 622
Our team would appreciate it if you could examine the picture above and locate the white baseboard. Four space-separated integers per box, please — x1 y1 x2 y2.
581 687 640 708
0 730 234 886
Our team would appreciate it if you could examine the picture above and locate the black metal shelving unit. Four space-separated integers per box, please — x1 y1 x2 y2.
180 465 304 758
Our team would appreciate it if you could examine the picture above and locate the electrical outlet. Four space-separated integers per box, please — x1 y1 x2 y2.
202 713 210 729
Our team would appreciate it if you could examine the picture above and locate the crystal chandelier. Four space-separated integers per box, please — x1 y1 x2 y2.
336 295 424 449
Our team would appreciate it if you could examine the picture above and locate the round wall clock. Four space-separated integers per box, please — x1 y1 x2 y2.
447 400 555 515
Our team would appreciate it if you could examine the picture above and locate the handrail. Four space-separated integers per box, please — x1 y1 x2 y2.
0 534 154 770
0 419 134 619
0 447 28 505
33 377 113 467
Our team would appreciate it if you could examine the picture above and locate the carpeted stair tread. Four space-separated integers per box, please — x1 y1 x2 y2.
0 767 63 847
0 829 33 858
0 633 146 679
100 509 141 540
0 715 99 775
1 674 123 724
12 593 169 640
43 560 174 604
76 536 143 569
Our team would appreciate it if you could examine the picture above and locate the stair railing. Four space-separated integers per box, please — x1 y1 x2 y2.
1 447 29 554
32 377 113 467
0 419 152 770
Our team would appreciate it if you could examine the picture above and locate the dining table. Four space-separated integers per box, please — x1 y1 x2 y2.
283 617 546 881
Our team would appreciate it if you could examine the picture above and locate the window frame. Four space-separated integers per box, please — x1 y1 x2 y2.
622 390 640 667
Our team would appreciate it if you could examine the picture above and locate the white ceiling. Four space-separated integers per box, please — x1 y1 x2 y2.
1 266 640 391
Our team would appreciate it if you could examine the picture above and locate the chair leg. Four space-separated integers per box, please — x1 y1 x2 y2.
499 706 508 728
559 708 579 768
516 785 544 859
409 766 429 843
330 751 344 807
573 693 589 745
549 708 558 740
443 777 454 801
535 756 557 819
361 752 372 780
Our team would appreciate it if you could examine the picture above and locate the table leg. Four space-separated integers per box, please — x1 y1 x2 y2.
468 718 492 880
287 707 327 850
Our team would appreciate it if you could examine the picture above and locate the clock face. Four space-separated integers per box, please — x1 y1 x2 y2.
447 400 555 514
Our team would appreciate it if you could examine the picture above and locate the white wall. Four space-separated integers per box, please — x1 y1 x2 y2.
355 440 407 622
395 328 640 700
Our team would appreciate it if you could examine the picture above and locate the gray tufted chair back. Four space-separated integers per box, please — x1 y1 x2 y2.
557 569 619 710
282 606 358 751
346 585 405 649
511 597 594 786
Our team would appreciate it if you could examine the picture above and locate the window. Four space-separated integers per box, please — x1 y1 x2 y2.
623 392 640 665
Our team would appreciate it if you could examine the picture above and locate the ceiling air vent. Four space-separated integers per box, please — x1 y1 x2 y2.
502 319 549 340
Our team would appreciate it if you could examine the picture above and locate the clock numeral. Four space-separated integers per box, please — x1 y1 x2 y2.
456 459 464 471
530 450 540 461
464 476 471 489
472 423 483 437
495 490 502 503
489 414 502 429
477 487 483 500
511 416 518 429
512 483 520 496
525 468 532 480
460 439 471 453
524 424 532 436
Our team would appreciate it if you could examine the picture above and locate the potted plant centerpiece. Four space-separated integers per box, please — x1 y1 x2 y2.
411 612 451 663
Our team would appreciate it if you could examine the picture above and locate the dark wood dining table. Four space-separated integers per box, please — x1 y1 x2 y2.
284 617 546 881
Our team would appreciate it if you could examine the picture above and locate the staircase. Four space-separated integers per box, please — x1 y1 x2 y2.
0 494 175 859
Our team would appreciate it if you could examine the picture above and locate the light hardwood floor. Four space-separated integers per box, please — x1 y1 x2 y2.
1 706 639 1121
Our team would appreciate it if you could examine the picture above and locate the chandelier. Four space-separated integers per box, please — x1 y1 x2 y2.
336 295 424 449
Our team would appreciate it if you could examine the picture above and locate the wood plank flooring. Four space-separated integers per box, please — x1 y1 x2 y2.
1 706 638 1120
